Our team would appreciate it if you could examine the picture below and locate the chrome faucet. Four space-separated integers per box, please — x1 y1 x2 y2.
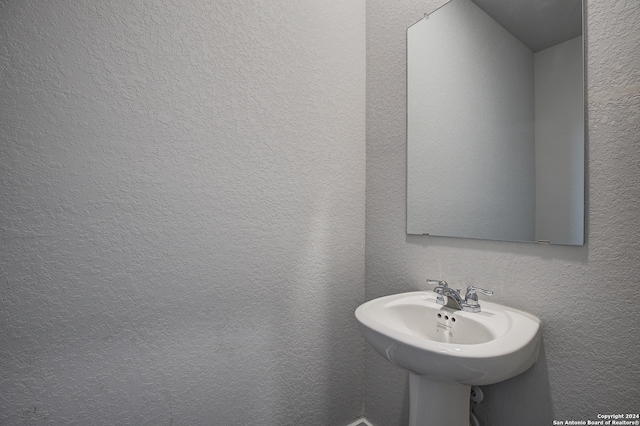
426 279 493 313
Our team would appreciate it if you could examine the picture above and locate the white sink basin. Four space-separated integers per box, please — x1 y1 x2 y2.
356 291 541 385
356 291 541 425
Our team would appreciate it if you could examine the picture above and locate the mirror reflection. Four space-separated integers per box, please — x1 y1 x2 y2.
406 0 584 245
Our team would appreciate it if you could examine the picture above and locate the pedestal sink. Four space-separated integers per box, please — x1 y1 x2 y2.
355 291 541 426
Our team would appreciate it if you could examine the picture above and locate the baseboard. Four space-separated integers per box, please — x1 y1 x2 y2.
345 418 375 426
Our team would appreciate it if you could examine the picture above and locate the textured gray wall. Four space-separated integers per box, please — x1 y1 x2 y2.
1 1 365 424
366 0 640 425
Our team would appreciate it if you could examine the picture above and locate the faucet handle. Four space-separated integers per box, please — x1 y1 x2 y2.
427 279 448 288
427 279 448 305
464 286 493 303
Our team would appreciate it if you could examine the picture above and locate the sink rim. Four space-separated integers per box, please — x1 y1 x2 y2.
355 291 541 359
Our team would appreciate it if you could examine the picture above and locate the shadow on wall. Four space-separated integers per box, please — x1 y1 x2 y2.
474 339 554 425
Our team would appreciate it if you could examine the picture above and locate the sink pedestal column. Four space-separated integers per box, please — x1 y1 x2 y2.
409 374 470 426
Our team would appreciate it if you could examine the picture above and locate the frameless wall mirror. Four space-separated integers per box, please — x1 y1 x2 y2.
407 0 584 245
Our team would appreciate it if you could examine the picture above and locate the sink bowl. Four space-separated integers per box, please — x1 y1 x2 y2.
356 291 541 425
356 291 541 385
